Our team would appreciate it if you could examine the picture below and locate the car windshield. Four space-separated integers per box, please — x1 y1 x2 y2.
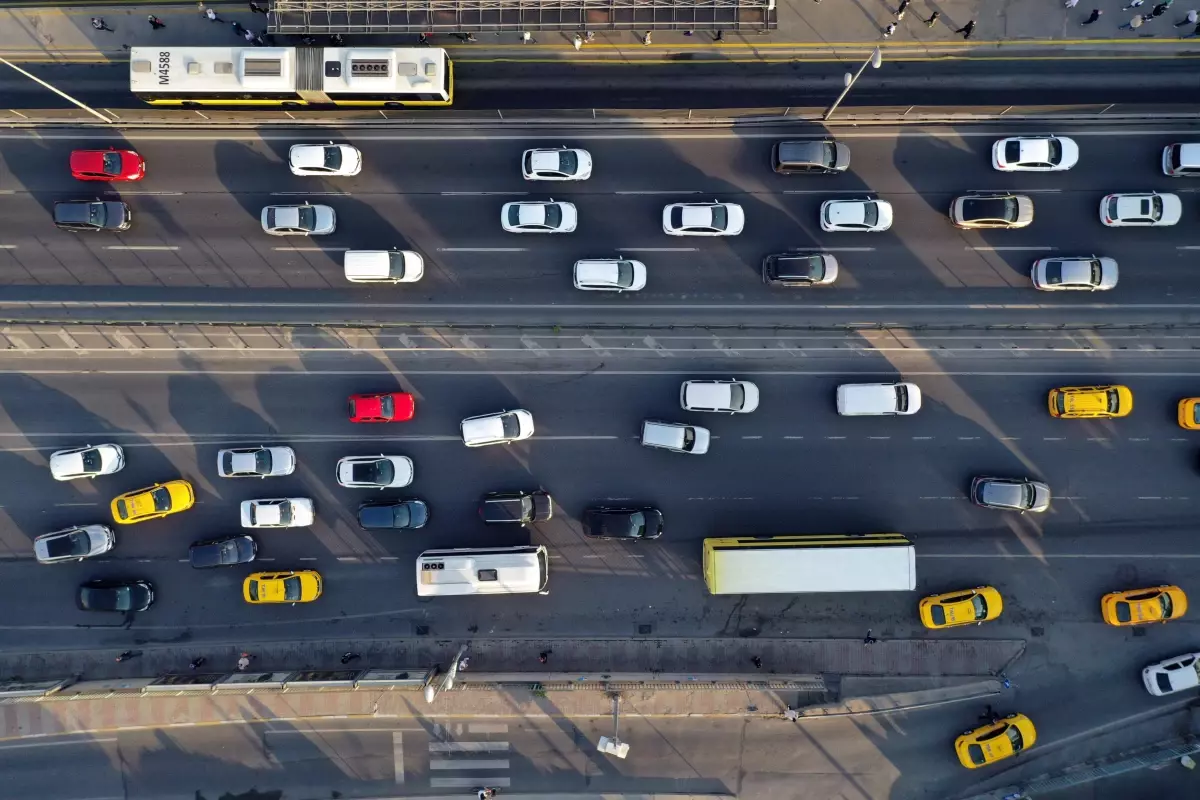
1044 262 1064 285
930 606 947 626
150 487 172 512
967 743 987 765
729 385 746 409
254 449 271 472
1054 393 1066 414
710 206 728 229
1145 196 1163 220
296 206 316 230
80 448 101 472
971 594 989 620
88 203 105 226
500 414 519 438
247 580 260 601
816 141 836 166
218 541 237 562
1089 260 1102 285
778 255 821 280
682 428 695 449
323 147 342 170
1159 593 1173 618
506 206 522 226
543 205 562 227
670 208 684 228
615 262 634 287
965 197 1014 222
1046 140 1062 163
394 505 411 527
357 460 393 484
896 385 909 412
629 511 646 536
116 499 130 519
276 501 294 524
379 395 394 417
282 576 302 601
1003 141 1021 162
862 203 878 227
102 152 122 175
1006 724 1026 752
558 151 578 173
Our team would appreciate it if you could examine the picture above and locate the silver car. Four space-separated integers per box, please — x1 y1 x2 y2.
217 446 297 478
970 477 1051 513
1031 257 1117 292
261 203 336 235
34 524 115 564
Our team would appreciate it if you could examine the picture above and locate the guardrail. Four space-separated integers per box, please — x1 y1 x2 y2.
3 104 1200 127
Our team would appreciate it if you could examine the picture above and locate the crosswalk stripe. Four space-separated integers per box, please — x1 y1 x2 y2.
428 742 509 753
430 759 510 770
431 777 512 788
467 723 508 733
392 732 404 785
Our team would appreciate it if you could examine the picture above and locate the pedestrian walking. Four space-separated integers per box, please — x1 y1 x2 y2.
584 30 595 42
925 10 941 26
1065 0 1079 7
244 28 257 43
1174 9 1198 25
418 32 430 44
1081 8 1102 23
115 650 140 662
340 652 361 664
641 31 652 45
249 0 268 13
457 656 470 672
713 29 724 41
237 652 253 671
521 31 534 43
1151 2 1171 16
1123 0 1145 7
863 629 878 644
206 7 222 22
232 20 246 34
955 19 976 38
188 657 207 670
751 655 763 669
684 29 694 36
1120 14 1145 27
538 650 550 664
148 14 166 29
91 17 114 31
882 22 897 36
979 704 995 721
895 0 910 20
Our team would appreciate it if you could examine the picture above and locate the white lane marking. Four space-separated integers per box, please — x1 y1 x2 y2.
107 191 181 196
920 553 1200 558
271 247 348 252
615 190 703 195
783 435 805 439
0 245 16 249
436 247 527 252
266 728 400 735
441 191 527 196
968 246 1054 251
819 247 875 252
268 191 349 196
0 738 117 750
783 189 875 194
428 742 509 752
104 246 179 251
969 188 1062 194
467 723 508 733
393 732 404 785
431 778 511 788
618 247 697 252
14 369 1200 379
741 435 762 439
1176 246 1200 250
429 760 510 770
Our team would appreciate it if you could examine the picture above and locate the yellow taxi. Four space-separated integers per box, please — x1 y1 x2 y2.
1101 585 1187 627
110 480 194 525
1047 385 1132 419
243 570 323 604
1178 398 1200 430
955 713 1036 769
919 586 1003 630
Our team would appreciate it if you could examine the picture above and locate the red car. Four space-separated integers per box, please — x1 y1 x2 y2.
348 392 415 423
70 149 146 182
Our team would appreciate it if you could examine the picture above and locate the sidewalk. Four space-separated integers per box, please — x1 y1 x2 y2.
0 1 1195 63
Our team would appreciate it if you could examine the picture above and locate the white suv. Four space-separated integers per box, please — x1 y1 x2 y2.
461 410 535 447
680 380 760 413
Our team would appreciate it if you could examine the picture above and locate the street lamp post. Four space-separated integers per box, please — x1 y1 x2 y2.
424 643 469 704
0 56 113 123
596 692 630 759
823 47 882 121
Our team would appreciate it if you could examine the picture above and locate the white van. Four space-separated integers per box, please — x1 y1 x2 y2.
836 382 922 416
344 250 424 283
641 420 710 454
460 409 534 447
1163 143 1200 177
415 545 549 596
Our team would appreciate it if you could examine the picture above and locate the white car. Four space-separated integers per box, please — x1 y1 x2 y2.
836 382 922 416
820 198 893 232
34 524 115 564
573 258 647 292
217 446 296 478
1031 256 1118 292
1143 652 1200 696
49 443 124 481
991 136 1079 172
261 203 336 236
461 409 535 447
337 455 413 488
1099 192 1182 227
521 147 592 181
680 380 760 413
501 201 577 233
662 202 744 236
240 497 315 528
288 143 363 176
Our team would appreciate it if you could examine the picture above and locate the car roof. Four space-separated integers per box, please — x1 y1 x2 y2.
827 200 868 224
290 145 330 167
679 206 716 227
529 150 565 170
271 206 301 227
55 201 94 222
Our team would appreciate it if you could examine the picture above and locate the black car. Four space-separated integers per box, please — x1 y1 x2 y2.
77 579 154 612
581 506 663 540
358 499 429 530
478 490 553 525
53 199 132 231
762 252 839 287
188 535 258 568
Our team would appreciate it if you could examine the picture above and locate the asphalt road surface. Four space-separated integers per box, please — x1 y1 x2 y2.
1 122 1200 327
8 58 1200 109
